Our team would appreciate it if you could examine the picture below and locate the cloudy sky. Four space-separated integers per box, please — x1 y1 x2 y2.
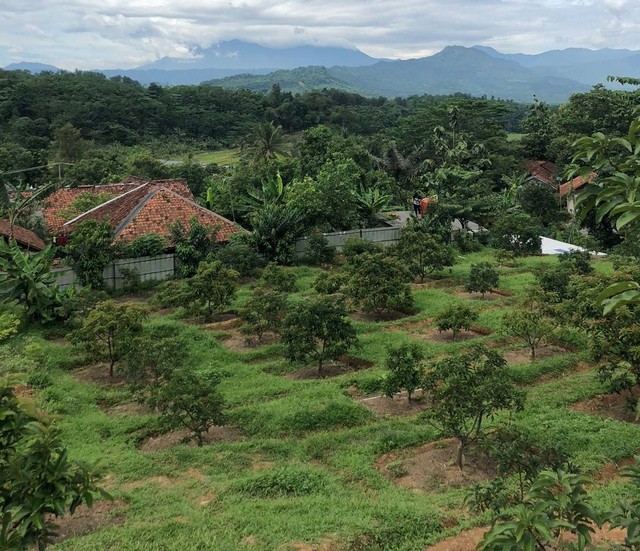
1 0 639 69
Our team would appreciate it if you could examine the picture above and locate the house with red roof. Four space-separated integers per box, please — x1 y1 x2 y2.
559 173 596 215
43 178 242 247
0 220 46 251
523 160 557 188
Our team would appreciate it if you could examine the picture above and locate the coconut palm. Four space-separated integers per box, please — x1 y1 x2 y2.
243 121 287 163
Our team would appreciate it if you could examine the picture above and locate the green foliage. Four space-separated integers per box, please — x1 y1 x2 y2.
608 460 640 548
235 466 330 498
258 262 297 293
313 270 348 295
435 304 479 341
302 233 336 266
149 370 225 447
558 250 593 276
466 262 500 297
150 279 191 309
342 237 383 262
65 220 114 288
281 295 358 376
397 223 456 282
502 309 558 360
215 234 264 277
73 300 148 377
184 260 238 322
58 192 115 222
170 217 219 278
383 343 425 402
516 181 565 228
490 212 543 256
0 311 20 342
250 203 304 265
0 377 104 550
422 345 524 469
0 240 63 322
478 470 599 551
120 233 167 258
345 251 414 318
239 287 289 343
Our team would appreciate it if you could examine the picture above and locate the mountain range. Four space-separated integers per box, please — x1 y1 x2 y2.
4 40 640 103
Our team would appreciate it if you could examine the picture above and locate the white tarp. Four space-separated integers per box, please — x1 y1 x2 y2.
540 236 605 256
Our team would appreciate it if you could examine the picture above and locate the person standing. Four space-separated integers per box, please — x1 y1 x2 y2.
412 194 421 217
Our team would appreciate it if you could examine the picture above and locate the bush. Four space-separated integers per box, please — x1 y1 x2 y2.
182 260 239 322
342 238 383 263
170 217 219 277
239 287 289 342
302 232 336 266
119 267 142 293
313 270 348 295
65 220 114 288
235 466 330 498
466 262 500 297
283 400 371 434
121 233 167 258
490 212 542 256
258 262 297 293
216 234 264 277
383 343 425 402
0 311 21 342
435 304 479 340
151 279 191 309
558 249 593 275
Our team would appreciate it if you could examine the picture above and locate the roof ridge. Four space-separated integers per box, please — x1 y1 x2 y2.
112 186 161 238
159 187 239 227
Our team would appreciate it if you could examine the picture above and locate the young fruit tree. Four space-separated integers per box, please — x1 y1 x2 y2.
397 224 456 282
74 300 148 377
239 286 289 343
150 370 226 447
501 309 557 360
422 346 524 469
466 262 500 298
258 262 297 292
383 343 425 402
1 377 105 550
435 304 479 341
187 260 239 322
345 251 414 319
281 296 358 377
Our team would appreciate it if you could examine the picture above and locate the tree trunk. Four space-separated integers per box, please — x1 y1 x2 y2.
109 360 115 378
531 345 536 360
456 440 465 470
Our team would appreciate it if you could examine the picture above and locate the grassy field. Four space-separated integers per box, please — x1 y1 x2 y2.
506 133 524 142
163 149 242 166
3 250 638 550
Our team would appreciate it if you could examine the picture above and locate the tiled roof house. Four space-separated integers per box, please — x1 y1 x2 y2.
523 160 557 188
559 172 596 215
43 178 242 245
0 220 46 251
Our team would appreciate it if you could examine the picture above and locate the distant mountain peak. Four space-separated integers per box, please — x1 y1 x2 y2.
3 62 60 73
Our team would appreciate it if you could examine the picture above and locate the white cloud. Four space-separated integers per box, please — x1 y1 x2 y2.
0 0 639 69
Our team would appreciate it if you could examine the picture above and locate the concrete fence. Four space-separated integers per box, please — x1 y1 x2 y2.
52 254 177 291
295 226 402 257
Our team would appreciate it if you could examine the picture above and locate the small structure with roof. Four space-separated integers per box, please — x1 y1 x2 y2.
559 173 596 215
523 160 557 188
0 220 46 252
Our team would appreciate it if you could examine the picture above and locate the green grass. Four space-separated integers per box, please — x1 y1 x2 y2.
4 249 636 550
507 132 524 142
162 148 242 166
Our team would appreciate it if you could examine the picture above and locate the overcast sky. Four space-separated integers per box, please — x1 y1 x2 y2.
1 0 639 69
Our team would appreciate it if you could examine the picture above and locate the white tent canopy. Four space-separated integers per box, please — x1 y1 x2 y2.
540 236 604 256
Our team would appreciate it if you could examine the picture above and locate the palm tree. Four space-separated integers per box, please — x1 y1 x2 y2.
243 121 287 163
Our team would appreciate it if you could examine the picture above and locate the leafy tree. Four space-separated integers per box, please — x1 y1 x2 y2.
479 470 599 551
313 270 348 295
557 250 593 276
281 296 358 377
302 232 336 266
353 186 398 227
0 241 62 321
422 346 524 469
383 343 425 402
516 180 565 228
215 233 264 277
150 370 226 447
258 262 297 293
520 98 553 160
74 300 148 377
65 220 114 288
185 260 238 322
345 251 414 318
250 203 304 265
435 304 479 341
170 217 219 278
397 223 455 282
1 377 105 550
244 121 287 163
502 309 557 360
52 122 86 162
239 287 289 343
490 211 543 256
466 262 500 298
342 238 383 263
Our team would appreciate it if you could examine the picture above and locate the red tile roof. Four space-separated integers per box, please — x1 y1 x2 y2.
42 178 192 234
559 172 596 198
61 183 242 245
524 160 557 186
0 220 46 251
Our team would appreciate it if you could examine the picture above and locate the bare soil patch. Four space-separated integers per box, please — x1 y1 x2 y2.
411 277 458 290
50 499 127 544
218 331 279 352
203 314 242 331
376 439 496 492
287 356 374 380
502 345 569 366
359 393 429 417
105 402 151 416
595 456 638 482
74 364 126 386
423 524 626 551
139 426 244 452
385 318 492 341
453 291 503 301
571 389 640 424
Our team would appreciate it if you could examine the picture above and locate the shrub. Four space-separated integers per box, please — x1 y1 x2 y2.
397 224 456 282
121 233 166 258
119 267 142 293
0 311 21 342
383 343 425 402
558 249 593 275
435 304 479 341
342 238 383 263
313 270 348 295
216 234 264 277
151 279 191 309
466 262 499 297
302 232 336 266
490 212 542 256
239 287 289 343
170 217 219 277
183 260 239 322
501 309 557 360
258 262 297 293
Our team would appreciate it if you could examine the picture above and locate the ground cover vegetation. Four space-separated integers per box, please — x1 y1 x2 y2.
2 70 640 550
